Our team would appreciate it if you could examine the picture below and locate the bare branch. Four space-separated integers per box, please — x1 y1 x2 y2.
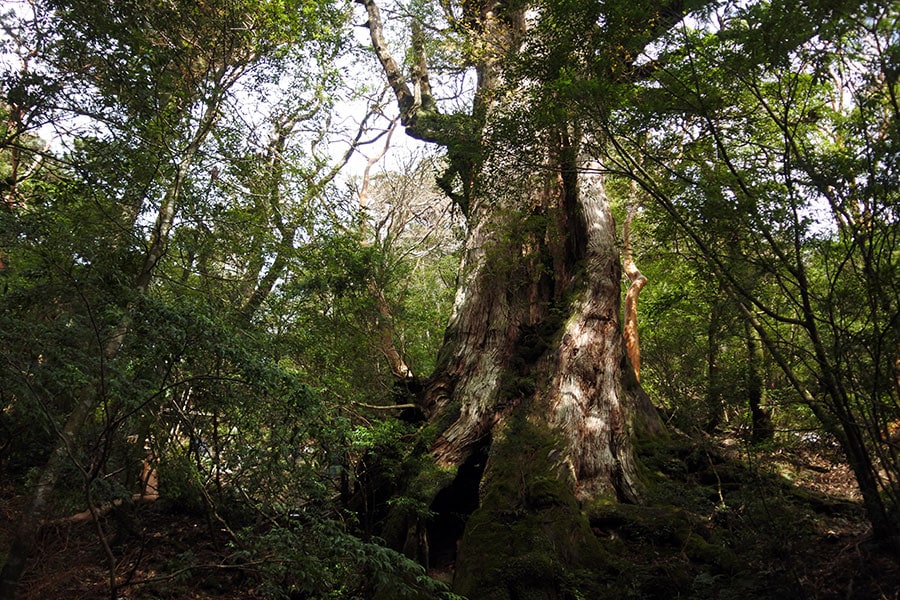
359 116 399 209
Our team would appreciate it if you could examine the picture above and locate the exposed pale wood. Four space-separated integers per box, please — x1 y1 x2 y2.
622 181 647 382
354 402 418 410
47 493 159 526
358 118 398 209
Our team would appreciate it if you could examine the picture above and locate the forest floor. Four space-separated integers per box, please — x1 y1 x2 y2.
1 431 899 599
610 432 900 599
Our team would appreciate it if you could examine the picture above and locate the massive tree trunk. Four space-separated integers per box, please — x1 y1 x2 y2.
358 0 667 595
423 138 660 500
424 139 663 596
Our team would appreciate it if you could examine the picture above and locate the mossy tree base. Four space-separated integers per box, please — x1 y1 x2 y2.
452 416 624 599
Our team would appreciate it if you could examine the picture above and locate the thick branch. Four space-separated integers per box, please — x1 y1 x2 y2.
357 0 416 122
410 19 437 114
357 0 474 149
372 285 415 380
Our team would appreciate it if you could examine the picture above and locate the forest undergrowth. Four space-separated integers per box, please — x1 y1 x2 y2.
2 428 897 600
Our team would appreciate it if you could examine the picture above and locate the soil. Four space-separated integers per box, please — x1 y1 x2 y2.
1 433 898 599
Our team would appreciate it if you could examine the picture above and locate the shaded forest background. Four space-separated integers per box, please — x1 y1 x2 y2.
0 0 898 598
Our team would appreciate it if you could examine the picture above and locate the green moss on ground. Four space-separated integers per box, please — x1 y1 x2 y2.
449 427 896 600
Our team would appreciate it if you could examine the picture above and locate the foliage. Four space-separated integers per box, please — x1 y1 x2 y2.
2 0 899 595
236 519 462 600
0 0 459 596
593 0 900 536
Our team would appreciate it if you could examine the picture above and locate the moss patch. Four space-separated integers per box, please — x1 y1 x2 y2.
453 417 623 599
379 454 457 555
419 399 462 450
